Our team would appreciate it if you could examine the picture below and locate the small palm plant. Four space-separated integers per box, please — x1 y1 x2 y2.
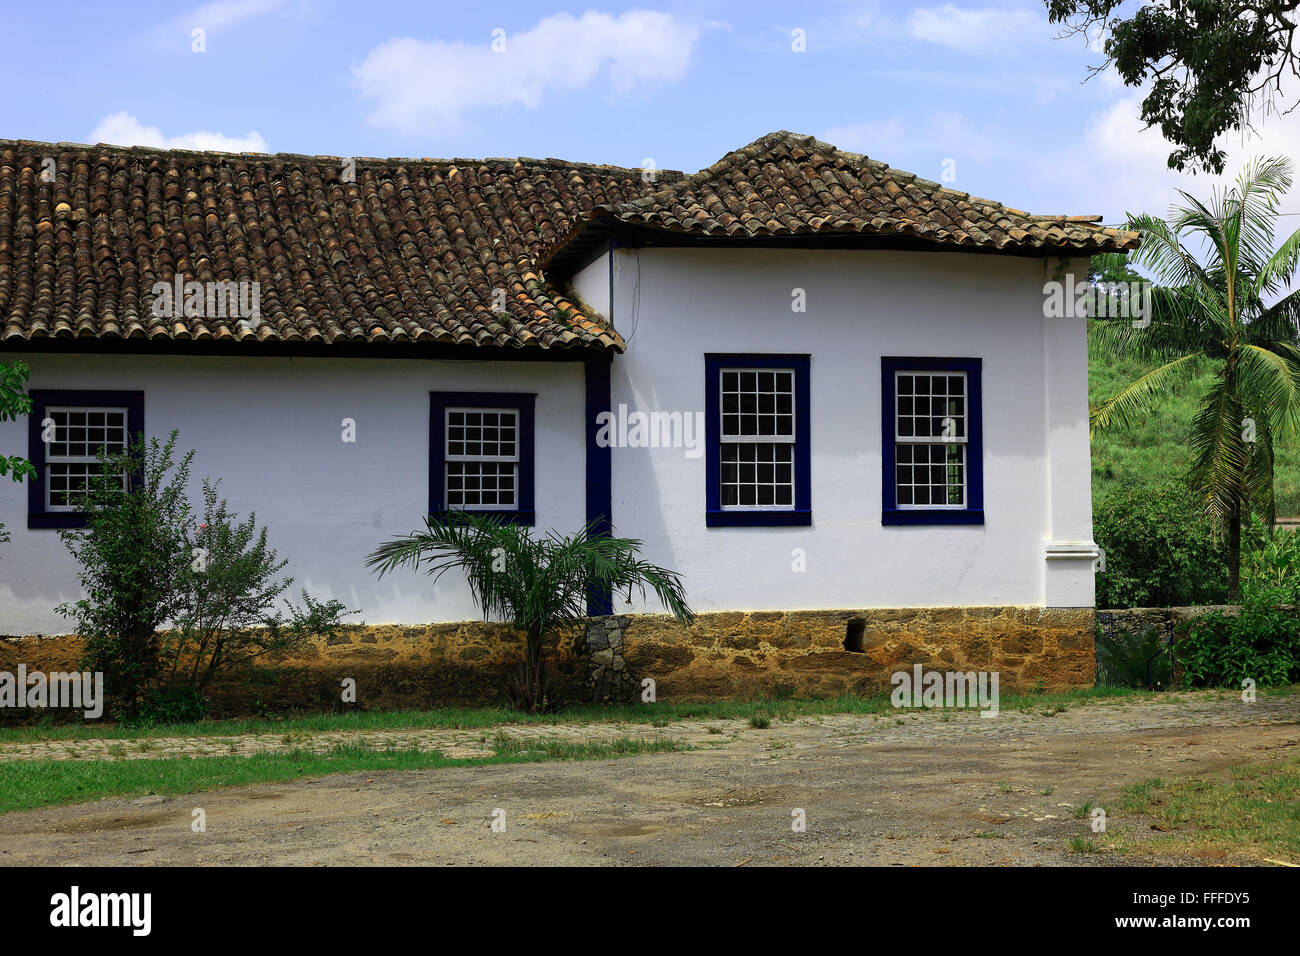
1091 156 1300 600
366 514 694 712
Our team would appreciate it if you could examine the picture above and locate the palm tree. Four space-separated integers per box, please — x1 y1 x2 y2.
366 514 694 711
1091 156 1300 601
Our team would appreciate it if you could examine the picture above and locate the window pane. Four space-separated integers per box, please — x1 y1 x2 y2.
447 408 518 461
44 406 130 511
894 441 965 508
721 442 795 510
446 460 517 509
896 372 967 447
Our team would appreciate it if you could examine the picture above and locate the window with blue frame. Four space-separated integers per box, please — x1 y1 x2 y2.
27 389 145 529
429 392 535 525
881 357 983 525
705 354 811 527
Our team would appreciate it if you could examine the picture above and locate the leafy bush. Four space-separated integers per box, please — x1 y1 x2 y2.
1094 481 1229 608
58 431 357 718
159 479 358 694
1095 622 1172 689
1179 591 1300 688
1 360 36 561
1241 517 1300 598
0 360 35 484
57 433 195 718
138 685 211 725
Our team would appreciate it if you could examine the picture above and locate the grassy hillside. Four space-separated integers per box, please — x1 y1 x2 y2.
1090 349 1300 515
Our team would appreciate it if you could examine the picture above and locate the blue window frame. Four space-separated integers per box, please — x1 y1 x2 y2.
27 389 145 529
881 357 983 525
705 353 811 527
429 392 535 525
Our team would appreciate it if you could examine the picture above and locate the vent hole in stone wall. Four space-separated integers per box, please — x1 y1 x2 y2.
844 617 866 653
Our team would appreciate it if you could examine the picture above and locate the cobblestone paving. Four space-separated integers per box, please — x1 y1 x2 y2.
0 690 1293 763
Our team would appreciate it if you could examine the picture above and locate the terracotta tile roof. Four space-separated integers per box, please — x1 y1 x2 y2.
0 140 672 353
0 131 1136 356
543 131 1139 270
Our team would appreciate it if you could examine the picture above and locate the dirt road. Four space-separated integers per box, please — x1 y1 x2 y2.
1 692 1295 866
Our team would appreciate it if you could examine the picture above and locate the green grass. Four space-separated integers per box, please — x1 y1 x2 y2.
0 684 1169 745
0 736 683 815
1116 753 1300 863
1090 350 1300 513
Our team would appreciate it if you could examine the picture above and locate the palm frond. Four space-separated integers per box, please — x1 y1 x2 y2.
1126 213 1216 297
1234 343 1300 437
1187 379 1251 532
1090 353 1203 435
1251 223 1300 299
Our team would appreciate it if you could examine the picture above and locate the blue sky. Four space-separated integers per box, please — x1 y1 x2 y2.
4 0 1300 228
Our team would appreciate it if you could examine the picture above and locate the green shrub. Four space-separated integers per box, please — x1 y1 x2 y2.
0 359 36 485
138 685 211 726
58 431 357 718
159 478 359 695
57 433 195 718
1179 591 1300 687
1094 481 1229 608
1095 622 1172 688
1242 517 1300 598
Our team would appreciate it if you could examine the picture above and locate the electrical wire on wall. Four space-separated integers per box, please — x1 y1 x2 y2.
620 247 643 350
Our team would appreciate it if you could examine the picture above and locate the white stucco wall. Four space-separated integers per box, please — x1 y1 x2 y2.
1 246 1098 632
0 355 587 634
584 246 1096 615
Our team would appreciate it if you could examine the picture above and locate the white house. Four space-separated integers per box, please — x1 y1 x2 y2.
0 132 1136 690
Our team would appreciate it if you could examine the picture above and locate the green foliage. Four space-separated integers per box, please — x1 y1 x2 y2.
0 360 35 484
1180 592 1300 688
0 360 36 555
1090 350 1300 515
1046 1 1300 174
1242 517 1300 596
1095 622 1172 689
1094 481 1229 608
57 433 195 718
138 685 211 726
160 479 359 694
1089 158 1300 600
367 513 693 712
57 432 357 719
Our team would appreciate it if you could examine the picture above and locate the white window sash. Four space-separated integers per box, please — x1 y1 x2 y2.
894 370 968 445
44 406 130 511
718 367 798 443
444 463 519 512
718 365 799 511
445 407 521 463
444 406 521 510
894 441 968 510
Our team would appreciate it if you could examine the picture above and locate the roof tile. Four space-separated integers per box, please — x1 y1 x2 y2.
0 131 1138 354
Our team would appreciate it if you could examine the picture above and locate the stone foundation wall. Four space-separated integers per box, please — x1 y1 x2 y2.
2 605 1094 719
1096 606 1236 637
1095 605 1239 687
586 607 1095 703
0 623 586 720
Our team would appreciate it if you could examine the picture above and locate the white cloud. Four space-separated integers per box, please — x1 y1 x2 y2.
821 118 907 158
1033 94 1300 227
182 0 291 33
352 11 700 134
908 4 1041 55
89 112 269 153
143 0 295 47
823 111 1009 169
